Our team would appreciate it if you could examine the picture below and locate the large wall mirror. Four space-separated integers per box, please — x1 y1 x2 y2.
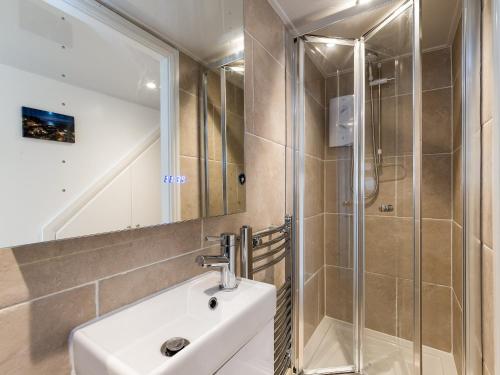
0 0 245 248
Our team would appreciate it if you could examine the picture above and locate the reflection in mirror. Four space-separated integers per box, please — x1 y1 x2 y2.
0 0 244 248
203 56 245 217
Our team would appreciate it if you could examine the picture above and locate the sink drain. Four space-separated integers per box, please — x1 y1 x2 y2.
160 337 190 357
208 297 218 310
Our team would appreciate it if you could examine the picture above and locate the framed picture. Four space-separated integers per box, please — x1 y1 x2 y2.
22 107 75 143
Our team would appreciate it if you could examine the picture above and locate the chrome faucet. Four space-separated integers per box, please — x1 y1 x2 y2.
196 233 238 290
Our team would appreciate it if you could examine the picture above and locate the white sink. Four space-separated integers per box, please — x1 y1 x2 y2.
70 272 276 375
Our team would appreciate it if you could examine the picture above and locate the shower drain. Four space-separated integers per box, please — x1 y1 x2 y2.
160 337 190 357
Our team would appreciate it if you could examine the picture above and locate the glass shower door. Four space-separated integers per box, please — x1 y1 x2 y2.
295 1 421 374
360 2 420 374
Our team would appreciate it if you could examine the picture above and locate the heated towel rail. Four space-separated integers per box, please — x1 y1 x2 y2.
240 215 293 375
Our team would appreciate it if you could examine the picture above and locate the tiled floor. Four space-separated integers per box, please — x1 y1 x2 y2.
304 317 457 375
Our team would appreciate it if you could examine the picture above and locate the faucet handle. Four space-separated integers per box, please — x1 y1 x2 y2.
205 235 222 242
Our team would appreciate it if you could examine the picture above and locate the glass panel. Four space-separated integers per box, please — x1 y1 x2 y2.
301 38 356 373
362 5 416 374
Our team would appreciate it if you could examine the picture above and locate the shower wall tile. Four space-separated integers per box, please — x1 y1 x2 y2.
325 266 353 323
422 283 451 352
365 217 403 277
452 222 463 307
305 93 325 159
422 154 452 219
364 158 397 217
325 213 351 268
365 272 397 336
180 157 203 220
305 156 324 217
422 219 451 286
252 41 286 145
304 54 325 106
245 33 254 134
453 148 463 226
453 75 462 151
422 88 452 154
324 159 352 214
304 272 319 344
304 214 325 280
452 292 463 375
365 96 397 157
396 278 413 340
452 21 462 83
244 0 284 66
397 54 413 96
422 48 451 91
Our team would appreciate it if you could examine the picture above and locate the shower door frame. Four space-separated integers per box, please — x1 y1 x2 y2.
292 1 423 374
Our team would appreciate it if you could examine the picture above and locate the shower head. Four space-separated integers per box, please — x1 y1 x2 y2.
366 52 378 63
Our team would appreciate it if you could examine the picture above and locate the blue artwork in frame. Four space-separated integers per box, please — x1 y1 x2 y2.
22 106 75 143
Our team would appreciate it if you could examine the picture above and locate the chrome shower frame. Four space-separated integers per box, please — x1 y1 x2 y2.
292 1 421 374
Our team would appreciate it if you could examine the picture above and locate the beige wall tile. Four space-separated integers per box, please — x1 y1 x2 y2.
422 219 451 286
179 52 201 96
365 96 397 158
366 217 405 277
0 286 95 375
304 54 325 107
422 154 452 219
422 283 451 351
325 266 353 323
99 247 219 315
482 245 495 373
397 278 413 340
453 149 463 226
396 156 414 218
453 76 462 151
244 32 254 134
179 90 201 158
396 94 413 155
364 158 396 217
305 93 325 159
422 48 451 91
305 156 324 217
325 214 351 268
452 293 463 375
324 160 351 214
304 272 319 344
0 220 202 308
452 21 462 83
422 88 452 154
452 222 463 307
252 41 286 145
244 0 284 66
304 214 325 279
365 273 397 336
180 157 202 220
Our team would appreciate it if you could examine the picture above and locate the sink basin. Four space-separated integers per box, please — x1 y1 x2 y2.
70 272 276 375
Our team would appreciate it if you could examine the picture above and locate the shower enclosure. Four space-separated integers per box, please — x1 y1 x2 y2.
291 0 482 374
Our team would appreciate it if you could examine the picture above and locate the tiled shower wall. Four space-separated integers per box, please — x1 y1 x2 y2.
322 47 456 352
0 1 288 373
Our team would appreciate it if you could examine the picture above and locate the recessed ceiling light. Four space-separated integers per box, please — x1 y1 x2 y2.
146 81 157 90
229 66 245 73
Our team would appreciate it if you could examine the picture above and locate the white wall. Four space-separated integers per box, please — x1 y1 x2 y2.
0 63 160 247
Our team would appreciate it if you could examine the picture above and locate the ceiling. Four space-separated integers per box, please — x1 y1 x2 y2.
99 0 244 66
269 0 461 75
0 0 161 109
